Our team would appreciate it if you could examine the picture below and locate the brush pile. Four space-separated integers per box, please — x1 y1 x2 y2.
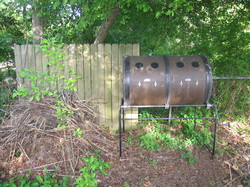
0 92 116 177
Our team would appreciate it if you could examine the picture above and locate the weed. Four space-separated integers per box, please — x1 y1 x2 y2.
123 182 130 187
242 178 250 186
127 135 133 145
217 140 229 154
148 158 157 164
73 153 111 187
181 151 196 164
139 132 161 150
0 154 111 187
138 179 144 185
136 107 215 163
14 151 21 158
73 128 83 137
0 168 70 186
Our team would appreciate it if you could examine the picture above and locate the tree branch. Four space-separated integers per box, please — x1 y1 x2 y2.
94 7 119 44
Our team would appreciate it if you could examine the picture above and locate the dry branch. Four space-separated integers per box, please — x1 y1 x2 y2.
0 93 116 176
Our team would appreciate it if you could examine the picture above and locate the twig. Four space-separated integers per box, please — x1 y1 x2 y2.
229 164 232 181
61 130 68 175
14 160 73 174
34 160 70 169
0 109 6 113
55 173 81 178
18 143 36 169
224 176 241 187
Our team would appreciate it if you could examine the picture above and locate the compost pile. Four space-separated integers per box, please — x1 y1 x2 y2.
0 92 116 178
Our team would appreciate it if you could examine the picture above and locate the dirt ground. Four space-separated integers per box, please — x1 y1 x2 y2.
101 145 225 186
98 126 249 187
0 107 249 187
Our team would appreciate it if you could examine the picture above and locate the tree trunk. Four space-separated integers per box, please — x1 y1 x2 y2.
23 6 27 40
32 12 44 44
94 8 119 44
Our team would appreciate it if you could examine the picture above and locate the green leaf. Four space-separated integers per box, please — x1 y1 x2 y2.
12 91 19 98
188 157 196 164
35 175 44 184
35 95 41 102
155 11 161 18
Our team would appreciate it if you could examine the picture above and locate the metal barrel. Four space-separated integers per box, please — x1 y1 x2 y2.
123 55 213 107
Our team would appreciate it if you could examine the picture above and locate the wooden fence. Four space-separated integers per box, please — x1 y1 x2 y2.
14 44 139 129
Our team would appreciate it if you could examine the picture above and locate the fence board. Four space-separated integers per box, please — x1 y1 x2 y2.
97 44 105 126
14 45 23 87
34 45 43 86
90 44 98 101
118 44 126 97
48 46 57 91
28 45 36 89
104 44 112 128
111 44 119 129
68 44 77 79
58 45 65 91
76 45 84 99
63 45 70 81
42 48 49 89
14 44 139 129
61 45 70 90
83 44 91 99
119 45 130 128
21 45 30 89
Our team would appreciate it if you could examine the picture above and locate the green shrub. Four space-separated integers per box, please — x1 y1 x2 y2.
137 107 214 163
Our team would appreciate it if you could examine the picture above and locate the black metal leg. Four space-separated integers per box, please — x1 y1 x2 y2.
212 105 219 159
122 107 125 133
119 108 122 159
168 107 172 125
194 106 197 130
121 99 125 133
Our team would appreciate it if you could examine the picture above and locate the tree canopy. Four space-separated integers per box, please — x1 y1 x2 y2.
1 0 249 76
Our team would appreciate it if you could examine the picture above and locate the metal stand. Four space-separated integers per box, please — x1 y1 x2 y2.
119 99 222 159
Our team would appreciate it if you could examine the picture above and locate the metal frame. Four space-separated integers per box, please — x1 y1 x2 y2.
119 99 222 159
